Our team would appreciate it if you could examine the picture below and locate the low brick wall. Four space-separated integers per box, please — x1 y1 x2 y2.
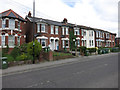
53 55 73 61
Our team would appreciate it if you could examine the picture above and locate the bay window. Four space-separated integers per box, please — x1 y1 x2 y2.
9 19 15 29
66 40 69 47
2 35 5 46
8 35 15 46
17 36 20 46
41 39 46 47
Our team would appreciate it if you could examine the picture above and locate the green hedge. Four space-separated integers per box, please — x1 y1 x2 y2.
87 48 96 53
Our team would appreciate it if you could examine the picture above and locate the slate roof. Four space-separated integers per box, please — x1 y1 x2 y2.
27 16 116 35
0 9 26 22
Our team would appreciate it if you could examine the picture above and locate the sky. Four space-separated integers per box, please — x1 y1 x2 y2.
0 0 119 36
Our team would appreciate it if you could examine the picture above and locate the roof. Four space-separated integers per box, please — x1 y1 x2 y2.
0 9 26 22
26 16 116 35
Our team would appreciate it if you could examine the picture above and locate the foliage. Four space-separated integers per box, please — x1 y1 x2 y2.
27 40 42 58
53 52 72 56
2 45 9 57
111 47 119 52
10 46 21 59
19 43 28 53
7 55 14 62
69 28 76 50
87 48 96 53
79 46 86 54
16 56 23 61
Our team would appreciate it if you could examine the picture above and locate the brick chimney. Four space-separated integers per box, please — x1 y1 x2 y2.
63 18 68 24
28 11 32 17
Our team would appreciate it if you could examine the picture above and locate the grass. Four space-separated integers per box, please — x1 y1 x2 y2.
53 52 72 56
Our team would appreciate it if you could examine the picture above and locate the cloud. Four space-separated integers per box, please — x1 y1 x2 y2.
0 0 118 36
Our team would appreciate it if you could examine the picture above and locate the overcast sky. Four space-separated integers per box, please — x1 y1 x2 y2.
0 0 119 36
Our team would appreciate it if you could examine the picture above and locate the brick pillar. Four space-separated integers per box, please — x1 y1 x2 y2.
5 35 8 46
48 51 53 61
20 36 22 45
15 36 17 45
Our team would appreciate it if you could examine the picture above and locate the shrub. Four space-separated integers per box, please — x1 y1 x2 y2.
79 46 86 54
87 48 96 54
27 40 42 58
7 55 14 62
16 56 23 61
19 43 28 53
10 46 21 59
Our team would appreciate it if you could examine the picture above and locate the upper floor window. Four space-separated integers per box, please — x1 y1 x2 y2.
51 25 54 34
77 40 80 46
103 32 104 38
9 19 15 29
99 31 101 38
41 24 45 32
62 27 64 35
2 19 6 28
55 26 58 34
92 40 94 46
66 27 68 35
81 29 84 36
18 21 20 30
2 35 5 46
37 24 40 33
96 31 99 38
106 33 109 38
84 30 86 36
89 31 93 36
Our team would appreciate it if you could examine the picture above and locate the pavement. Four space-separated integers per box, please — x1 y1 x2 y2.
1 52 118 76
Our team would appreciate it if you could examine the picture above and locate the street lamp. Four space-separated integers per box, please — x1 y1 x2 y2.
33 0 35 64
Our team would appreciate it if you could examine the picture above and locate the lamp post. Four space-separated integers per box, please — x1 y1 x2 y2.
33 0 35 64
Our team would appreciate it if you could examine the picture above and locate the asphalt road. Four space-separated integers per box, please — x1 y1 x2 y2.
2 53 118 88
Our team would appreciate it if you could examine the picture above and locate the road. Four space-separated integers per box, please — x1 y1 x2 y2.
2 53 118 88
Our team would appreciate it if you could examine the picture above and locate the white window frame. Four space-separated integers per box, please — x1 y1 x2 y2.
41 24 45 33
2 19 6 28
62 27 64 35
77 40 80 46
51 25 54 34
9 19 15 29
55 26 58 34
62 40 65 48
89 40 91 46
66 27 68 35
96 31 98 38
37 24 40 33
2 35 5 46
92 40 94 46
18 21 20 30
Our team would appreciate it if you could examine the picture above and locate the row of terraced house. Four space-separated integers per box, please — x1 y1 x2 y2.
0 9 116 52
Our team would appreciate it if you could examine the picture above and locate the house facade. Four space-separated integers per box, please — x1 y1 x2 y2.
25 12 70 51
25 11 116 51
0 9 26 52
115 37 120 46
94 29 116 48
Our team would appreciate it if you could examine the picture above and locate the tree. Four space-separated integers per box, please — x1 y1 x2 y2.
69 27 76 50
27 40 42 58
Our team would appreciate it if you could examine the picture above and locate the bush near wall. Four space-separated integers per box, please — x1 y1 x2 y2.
87 48 96 54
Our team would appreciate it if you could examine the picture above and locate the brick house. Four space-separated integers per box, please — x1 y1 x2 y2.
25 11 116 50
115 37 120 46
94 29 116 48
25 12 70 51
0 9 26 52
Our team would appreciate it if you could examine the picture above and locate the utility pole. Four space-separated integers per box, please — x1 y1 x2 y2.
33 0 35 64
